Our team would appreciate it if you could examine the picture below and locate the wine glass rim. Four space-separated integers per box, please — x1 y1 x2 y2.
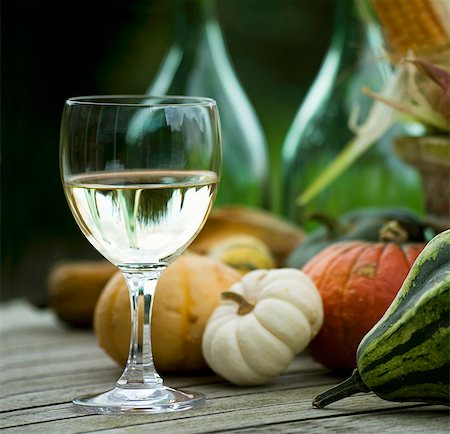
66 95 217 107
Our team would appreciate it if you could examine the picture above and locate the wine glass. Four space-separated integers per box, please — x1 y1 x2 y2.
60 95 221 414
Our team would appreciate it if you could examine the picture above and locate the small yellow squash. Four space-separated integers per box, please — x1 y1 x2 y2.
207 235 276 274
202 268 323 385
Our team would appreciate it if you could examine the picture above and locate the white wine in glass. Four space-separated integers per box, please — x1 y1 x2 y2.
60 96 221 414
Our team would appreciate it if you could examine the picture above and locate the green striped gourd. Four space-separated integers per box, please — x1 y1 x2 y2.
313 229 450 408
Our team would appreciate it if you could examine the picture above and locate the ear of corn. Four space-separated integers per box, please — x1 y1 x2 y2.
371 0 450 58
430 0 450 40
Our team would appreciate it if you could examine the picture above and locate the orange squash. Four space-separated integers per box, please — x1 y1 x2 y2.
48 261 116 328
94 252 241 372
302 223 424 370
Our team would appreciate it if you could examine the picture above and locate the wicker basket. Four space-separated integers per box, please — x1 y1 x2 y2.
394 135 450 231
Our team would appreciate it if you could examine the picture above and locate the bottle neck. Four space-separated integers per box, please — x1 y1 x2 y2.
329 0 363 68
172 0 218 49
147 0 224 95
326 0 389 83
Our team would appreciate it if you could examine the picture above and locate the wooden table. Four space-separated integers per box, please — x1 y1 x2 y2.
1 300 449 433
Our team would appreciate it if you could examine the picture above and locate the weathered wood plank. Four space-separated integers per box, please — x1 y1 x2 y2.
0 355 119 385
2 301 448 433
0 347 107 371
0 333 96 356
0 370 225 402
1 387 446 433
0 319 332 403
0 363 443 429
0 325 94 352
0 364 336 413
0 370 117 400
230 406 450 434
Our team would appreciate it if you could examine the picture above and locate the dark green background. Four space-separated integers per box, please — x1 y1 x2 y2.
1 0 333 303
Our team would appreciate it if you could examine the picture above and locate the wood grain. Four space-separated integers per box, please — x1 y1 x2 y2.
0 300 448 433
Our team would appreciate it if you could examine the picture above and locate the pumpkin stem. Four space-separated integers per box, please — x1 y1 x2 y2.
379 220 408 243
305 212 343 237
312 369 370 408
222 291 255 315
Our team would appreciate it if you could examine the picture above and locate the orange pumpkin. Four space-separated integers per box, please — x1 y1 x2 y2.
302 227 424 370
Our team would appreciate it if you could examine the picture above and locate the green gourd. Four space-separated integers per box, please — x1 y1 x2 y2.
312 229 450 408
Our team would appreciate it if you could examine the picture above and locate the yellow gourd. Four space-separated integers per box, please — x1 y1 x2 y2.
94 252 241 372
207 235 276 274
202 268 323 385
190 206 305 266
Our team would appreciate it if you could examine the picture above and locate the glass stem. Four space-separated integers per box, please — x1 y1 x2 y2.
116 266 165 389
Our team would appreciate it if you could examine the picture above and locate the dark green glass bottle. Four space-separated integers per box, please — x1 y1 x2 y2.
147 0 269 208
281 0 422 224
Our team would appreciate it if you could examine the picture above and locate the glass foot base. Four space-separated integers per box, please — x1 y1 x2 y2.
73 385 205 414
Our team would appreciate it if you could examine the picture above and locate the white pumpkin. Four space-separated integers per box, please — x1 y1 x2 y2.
202 268 324 386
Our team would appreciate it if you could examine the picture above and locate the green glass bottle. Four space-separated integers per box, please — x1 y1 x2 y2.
281 0 422 224
147 0 269 208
